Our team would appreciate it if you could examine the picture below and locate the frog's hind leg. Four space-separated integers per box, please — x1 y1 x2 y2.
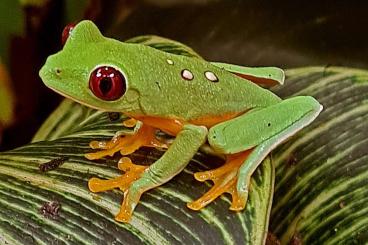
187 150 252 210
188 96 322 211
85 122 167 160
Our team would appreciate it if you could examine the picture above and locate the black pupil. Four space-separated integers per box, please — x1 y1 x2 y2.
100 78 112 95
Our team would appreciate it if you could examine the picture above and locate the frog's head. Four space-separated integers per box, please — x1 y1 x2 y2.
39 20 141 113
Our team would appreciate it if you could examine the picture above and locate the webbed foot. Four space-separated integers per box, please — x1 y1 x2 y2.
187 150 251 211
88 124 208 222
85 122 167 160
88 157 149 222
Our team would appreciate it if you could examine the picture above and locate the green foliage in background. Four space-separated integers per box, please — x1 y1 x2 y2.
0 0 23 64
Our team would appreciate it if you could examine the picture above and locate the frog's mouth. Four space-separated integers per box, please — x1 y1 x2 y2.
39 64 107 111
47 83 110 111
39 64 142 113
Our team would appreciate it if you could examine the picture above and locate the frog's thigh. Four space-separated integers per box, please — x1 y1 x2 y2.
208 96 322 154
208 96 322 200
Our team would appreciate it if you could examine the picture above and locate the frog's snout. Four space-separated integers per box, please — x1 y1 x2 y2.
39 64 50 81
39 65 60 82
39 53 63 80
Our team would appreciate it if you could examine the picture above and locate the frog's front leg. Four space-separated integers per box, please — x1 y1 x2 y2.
90 124 207 222
188 96 322 210
85 119 167 160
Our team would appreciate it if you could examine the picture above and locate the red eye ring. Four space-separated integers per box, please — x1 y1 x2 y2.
89 66 126 101
61 23 76 46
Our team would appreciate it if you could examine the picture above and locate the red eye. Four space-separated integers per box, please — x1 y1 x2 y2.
89 66 126 101
61 23 76 46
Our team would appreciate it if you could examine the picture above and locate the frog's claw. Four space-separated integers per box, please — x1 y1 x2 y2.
88 157 148 222
187 150 251 211
85 123 167 160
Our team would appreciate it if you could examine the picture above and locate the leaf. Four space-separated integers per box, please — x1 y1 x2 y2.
126 35 202 59
0 99 273 244
3 65 367 243
2 35 274 244
270 67 368 244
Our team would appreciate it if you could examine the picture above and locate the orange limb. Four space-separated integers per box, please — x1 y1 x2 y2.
85 123 167 160
187 150 252 211
122 118 137 128
133 116 184 136
87 117 188 222
133 112 244 134
189 112 241 128
88 157 148 222
88 157 147 192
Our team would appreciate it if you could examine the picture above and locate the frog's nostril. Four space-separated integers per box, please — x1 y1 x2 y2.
55 68 62 75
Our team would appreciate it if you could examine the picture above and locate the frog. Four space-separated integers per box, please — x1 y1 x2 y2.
39 20 323 223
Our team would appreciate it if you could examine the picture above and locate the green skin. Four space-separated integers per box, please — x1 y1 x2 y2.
39 20 322 220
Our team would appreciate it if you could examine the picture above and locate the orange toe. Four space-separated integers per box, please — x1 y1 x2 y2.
85 123 164 160
88 157 148 193
187 151 251 211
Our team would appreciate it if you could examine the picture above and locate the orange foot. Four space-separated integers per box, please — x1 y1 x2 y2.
85 121 167 160
88 157 148 222
187 150 251 211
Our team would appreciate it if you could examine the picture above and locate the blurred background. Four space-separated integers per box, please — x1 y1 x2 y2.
1 0 368 151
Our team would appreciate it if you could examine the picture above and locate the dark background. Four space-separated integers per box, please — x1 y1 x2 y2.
1 0 368 151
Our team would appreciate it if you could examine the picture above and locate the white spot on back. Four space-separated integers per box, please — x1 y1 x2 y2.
167 59 174 65
205 71 218 82
181 69 194 80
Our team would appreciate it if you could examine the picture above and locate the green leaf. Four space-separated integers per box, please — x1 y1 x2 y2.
270 67 368 244
1 35 273 244
0 99 273 244
126 35 203 59
3 41 367 243
0 0 23 64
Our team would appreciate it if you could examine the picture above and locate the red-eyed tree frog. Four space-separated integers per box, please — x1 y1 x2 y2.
39 20 322 223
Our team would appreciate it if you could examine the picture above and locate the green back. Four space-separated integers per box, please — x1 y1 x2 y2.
40 20 281 121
